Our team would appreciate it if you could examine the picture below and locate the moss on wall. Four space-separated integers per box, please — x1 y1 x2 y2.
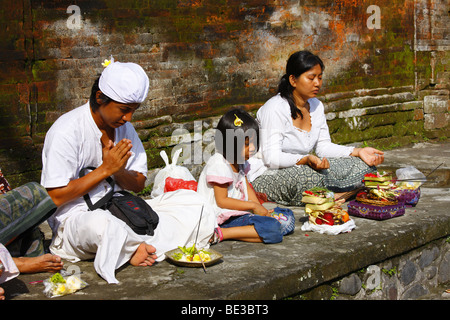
0 0 448 185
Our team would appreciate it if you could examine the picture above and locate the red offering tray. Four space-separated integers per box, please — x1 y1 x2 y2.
347 200 405 220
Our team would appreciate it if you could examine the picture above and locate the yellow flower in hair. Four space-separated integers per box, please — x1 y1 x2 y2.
102 59 112 68
102 56 115 68
234 114 243 127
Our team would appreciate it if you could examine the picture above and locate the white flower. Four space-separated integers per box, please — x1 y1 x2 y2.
66 275 82 290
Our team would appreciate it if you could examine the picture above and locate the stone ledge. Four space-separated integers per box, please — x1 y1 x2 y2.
300 232 450 300
6 142 450 300
10 186 450 300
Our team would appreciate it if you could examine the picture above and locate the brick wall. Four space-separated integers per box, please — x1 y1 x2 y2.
0 0 448 187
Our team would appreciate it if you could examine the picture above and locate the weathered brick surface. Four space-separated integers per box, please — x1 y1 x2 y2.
0 0 448 186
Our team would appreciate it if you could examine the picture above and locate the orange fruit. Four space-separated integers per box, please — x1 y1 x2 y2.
341 211 350 223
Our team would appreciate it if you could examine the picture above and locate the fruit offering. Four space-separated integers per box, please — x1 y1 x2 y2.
356 188 398 205
307 207 350 226
172 245 212 262
303 187 350 226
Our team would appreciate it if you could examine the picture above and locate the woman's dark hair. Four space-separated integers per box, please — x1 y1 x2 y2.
215 108 260 164
277 50 325 120
89 77 113 112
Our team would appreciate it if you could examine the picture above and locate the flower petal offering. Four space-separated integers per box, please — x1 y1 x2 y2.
166 245 223 268
302 187 355 235
43 272 88 298
349 172 407 220
173 245 212 262
356 188 398 206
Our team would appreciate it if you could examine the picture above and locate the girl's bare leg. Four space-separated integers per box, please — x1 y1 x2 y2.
221 225 263 243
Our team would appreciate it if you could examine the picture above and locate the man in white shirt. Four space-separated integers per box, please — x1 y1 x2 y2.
41 59 156 283
41 59 216 284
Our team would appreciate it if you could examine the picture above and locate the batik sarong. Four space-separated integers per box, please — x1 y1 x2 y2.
0 182 56 257
252 157 376 206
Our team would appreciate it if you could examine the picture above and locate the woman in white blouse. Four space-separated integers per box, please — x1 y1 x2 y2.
247 51 384 206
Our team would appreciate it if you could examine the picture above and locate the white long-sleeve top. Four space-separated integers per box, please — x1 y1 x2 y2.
247 94 354 182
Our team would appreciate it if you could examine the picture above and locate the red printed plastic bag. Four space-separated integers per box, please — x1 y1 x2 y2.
164 177 198 192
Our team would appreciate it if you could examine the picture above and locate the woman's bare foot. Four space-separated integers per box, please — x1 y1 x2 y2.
12 253 64 274
130 243 157 267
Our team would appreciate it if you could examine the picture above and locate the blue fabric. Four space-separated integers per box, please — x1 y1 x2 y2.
272 207 295 236
221 213 283 244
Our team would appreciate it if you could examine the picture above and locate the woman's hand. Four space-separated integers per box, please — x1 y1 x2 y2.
297 154 330 170
352 147 384 166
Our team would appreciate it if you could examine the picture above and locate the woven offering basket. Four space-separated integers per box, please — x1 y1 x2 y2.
355 196 398 206
394 187 421 207
348 200 405 220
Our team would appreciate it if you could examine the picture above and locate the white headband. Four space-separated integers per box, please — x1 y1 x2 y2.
99 58 149 104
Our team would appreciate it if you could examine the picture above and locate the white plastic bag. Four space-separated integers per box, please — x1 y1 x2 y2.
395 166 426 188
301 219 356 235
43 272 88 298
151 149 195 198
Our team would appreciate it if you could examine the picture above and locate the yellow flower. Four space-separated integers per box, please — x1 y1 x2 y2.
55 283 67 295
234 114 243 127
102 59 112 68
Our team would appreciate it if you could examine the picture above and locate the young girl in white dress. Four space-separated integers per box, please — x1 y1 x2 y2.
197 109 284 244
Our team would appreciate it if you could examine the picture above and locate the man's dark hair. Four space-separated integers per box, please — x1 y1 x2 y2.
89 77 113 111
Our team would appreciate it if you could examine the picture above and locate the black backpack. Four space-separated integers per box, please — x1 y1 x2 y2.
80 167 159 236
